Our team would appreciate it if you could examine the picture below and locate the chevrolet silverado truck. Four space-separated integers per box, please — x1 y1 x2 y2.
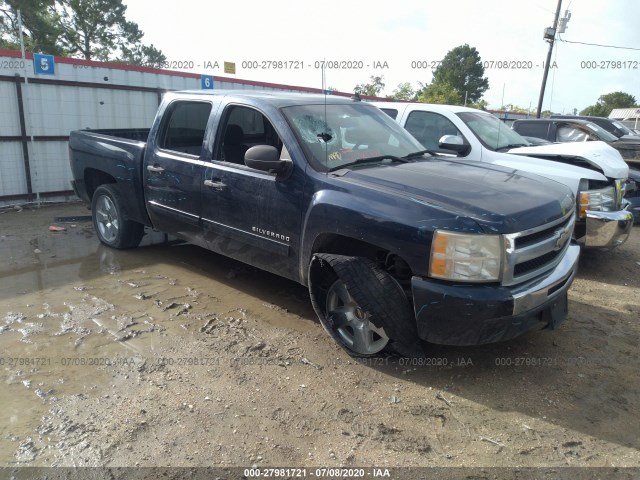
69 91 579 357
373 102 634 248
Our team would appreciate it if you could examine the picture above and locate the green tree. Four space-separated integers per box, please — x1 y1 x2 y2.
56 0 165 66
416 82 462 105
0 0 64 54
388 82 416 101
580 104 609 117
599 91 637 109
354 75 385 97
431 44 489 103
499 104 530 114
580 91 637 116
119 43 165 68
468 99 488 110
0 0 165 67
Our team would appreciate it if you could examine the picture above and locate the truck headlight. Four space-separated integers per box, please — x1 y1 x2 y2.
429 231 502 282
579 185 616 218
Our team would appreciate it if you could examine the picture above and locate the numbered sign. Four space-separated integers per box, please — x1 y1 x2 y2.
200 75 214 89
34 54 55 75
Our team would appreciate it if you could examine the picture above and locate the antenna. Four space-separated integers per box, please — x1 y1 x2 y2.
322 63 328 173
496 83 506 148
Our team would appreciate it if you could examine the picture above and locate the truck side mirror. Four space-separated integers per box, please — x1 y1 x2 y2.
245 145 291 175
438 135 470 155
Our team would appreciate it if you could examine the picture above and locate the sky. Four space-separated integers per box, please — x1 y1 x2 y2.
122 0 639 113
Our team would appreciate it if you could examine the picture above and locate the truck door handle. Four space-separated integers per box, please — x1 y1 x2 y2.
146 165 165 173
204 179 226 190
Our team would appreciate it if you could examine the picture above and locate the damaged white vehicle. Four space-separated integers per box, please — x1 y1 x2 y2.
372 102 633 249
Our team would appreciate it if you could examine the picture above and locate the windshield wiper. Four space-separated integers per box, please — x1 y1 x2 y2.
402 149 438 159
328 155 409 172
496 143 529 152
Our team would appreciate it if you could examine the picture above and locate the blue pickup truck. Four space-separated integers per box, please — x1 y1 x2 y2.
69 91 579 357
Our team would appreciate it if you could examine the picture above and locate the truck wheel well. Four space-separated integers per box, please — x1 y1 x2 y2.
309 234 413 294
85 169 116 200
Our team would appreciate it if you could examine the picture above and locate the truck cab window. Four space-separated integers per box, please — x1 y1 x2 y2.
405 111 467 154
158 101 212 155
380 108 398 119
217 105 283 165
557 125 589 142
514 122 549 140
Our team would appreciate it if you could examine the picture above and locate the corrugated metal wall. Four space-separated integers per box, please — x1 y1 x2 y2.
0 50 337 206
0 54 195 205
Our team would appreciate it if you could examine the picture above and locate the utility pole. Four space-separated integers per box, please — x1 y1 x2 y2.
17 9 26 59
536 0 563 118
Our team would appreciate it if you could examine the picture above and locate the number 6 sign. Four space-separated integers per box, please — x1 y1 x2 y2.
200 75 214 89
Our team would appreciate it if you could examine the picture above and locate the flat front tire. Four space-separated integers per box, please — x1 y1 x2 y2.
91 184 144 249
324 276 390 355
309 254 422 357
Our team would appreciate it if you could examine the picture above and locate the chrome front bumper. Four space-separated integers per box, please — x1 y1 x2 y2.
411 243 580 345
583 209 633 248
512 244 580 316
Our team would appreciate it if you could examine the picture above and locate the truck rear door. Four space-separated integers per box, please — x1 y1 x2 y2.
143 98 220 245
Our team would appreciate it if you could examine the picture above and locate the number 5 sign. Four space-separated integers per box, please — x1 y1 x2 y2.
34 53 55 75
200 75 214 89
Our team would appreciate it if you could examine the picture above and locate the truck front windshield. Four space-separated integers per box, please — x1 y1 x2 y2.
281 103 425 171
584 122 619 141
611 120 635 136
458 111 529 151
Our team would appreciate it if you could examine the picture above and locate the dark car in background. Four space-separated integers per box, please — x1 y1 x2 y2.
550 115 640 138
511 118 640 165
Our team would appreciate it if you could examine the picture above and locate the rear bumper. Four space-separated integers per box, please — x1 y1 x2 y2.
582 208 633 248
411 244 580 346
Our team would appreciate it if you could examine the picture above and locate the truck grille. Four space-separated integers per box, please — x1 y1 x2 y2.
502 211 575 287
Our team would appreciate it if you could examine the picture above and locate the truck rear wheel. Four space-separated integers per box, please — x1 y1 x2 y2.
91 184 144 249
309 254 422 357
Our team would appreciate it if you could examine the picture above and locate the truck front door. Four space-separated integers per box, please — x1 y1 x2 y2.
200 104 303 280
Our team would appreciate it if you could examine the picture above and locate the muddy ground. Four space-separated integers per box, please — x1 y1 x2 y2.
0 202 639 477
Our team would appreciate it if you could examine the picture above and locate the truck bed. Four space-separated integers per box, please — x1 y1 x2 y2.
68 129 151 227
84 128 151 142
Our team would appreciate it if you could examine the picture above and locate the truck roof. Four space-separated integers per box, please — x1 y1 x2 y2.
550 114 612 121
169 89 365 108
368 101 483 114
512 118 599 126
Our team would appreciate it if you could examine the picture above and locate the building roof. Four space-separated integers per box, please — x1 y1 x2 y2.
609 108 640 120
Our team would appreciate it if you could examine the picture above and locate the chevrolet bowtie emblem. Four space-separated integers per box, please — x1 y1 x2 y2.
553 226 571 251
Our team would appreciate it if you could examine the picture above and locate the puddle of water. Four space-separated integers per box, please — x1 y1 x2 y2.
0 204 321 464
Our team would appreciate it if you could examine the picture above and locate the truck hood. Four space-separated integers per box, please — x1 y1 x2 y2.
336 158 573 233
506 141 628 179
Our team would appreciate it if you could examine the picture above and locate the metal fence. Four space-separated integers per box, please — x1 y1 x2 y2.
0 49 343 206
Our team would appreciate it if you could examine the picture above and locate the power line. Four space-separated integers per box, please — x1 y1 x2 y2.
558 38 640 51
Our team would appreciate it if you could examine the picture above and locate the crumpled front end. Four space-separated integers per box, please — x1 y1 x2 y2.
578 179 633 248
584 209 633 248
